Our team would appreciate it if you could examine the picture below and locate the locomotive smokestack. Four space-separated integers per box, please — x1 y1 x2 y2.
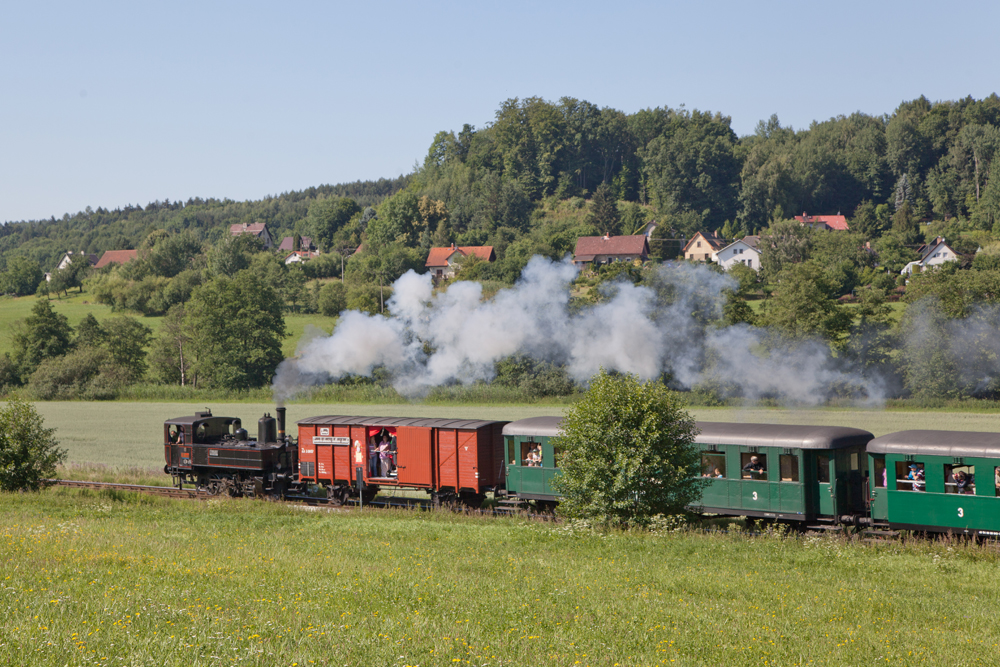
276 406 286 440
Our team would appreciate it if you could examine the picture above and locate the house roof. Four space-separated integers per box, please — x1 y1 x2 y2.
229 222 268 236
794 213 849 231
717 236 762 255
278 237 295 251
917 237 955 262
425 245 496 268
573 235 649 260
94 249 138 269
682 231 727 253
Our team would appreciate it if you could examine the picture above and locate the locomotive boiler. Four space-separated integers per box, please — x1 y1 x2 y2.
163 407 298 497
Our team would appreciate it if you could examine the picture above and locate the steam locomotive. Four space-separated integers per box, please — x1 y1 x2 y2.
164 407 1000 537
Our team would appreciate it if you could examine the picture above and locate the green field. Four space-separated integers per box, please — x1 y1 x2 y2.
35 401 1000 472
3 490 1000 666
0 293 342 358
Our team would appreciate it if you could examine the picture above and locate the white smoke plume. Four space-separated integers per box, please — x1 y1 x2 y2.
272 256 886 405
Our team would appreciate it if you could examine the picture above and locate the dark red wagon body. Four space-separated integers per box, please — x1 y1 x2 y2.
295 416 507 503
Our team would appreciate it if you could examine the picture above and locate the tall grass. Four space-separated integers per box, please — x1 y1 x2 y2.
4 490 1000 666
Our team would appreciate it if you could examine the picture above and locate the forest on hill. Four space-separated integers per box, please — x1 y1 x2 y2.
2 93 1000 404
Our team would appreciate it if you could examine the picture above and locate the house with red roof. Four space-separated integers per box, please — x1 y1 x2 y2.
229 222 274 249
573 235 649 267
94 249 139 269
794 212 849 231
425 244 496 280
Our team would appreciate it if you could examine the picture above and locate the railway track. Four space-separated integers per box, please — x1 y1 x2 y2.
48 479 557 519
49 479 208 499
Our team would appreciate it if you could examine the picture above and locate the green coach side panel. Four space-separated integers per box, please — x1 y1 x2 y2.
693 422 873 522
868 430 1000 535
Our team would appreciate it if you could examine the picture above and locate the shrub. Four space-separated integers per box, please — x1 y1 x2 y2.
0 395 65 491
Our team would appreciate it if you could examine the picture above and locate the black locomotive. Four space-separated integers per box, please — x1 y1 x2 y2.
163 407 298 497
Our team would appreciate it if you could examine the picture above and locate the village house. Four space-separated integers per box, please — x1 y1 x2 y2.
284 250 321 265
901 236 959 275
713 236 761 272
54 250 99 271
94 249 138 269
572 235 649 267
46 251 98 281
682 231 726 262
277 236 316 253
425 244 496 280
794 212 850 231
229 222 274 250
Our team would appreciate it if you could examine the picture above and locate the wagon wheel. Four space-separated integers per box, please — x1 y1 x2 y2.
361 489 379 504
327 485 344 506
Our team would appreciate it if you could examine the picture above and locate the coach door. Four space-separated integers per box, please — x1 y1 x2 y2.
395 426 433 487
816 453 835 517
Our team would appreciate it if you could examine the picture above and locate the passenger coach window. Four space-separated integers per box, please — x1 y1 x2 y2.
872 458 887 487
944 465 975 494
701 453 726 478
520 442 541 467
779 455 799 482
508 442 517 466
740 453 767 480
895 461 925 492
817 455 830 484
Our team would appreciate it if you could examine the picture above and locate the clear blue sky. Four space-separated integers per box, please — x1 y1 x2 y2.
2 0 996 223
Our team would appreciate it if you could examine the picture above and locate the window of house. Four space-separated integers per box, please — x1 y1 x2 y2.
697 241 702 248
779 454 799 482
817 455 830 484
741 452 768 480
895 461 925 491
701 453 726 478
944 464 975 494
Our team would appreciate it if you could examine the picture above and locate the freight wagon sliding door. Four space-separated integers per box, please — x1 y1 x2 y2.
436 429 458 489
396 426 433 487
457 430 479 491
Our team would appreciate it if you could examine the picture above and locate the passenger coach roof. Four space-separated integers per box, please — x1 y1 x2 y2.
868 430 1000 458
296 416 505 430
696 422 873 450
502 416 564 437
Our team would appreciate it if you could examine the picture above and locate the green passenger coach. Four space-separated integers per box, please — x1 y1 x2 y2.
867 430 1000 536
501 416 563 506
692 422 873 523
501 417 875 525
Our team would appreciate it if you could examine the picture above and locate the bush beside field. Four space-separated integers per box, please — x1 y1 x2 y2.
3 490 1000 666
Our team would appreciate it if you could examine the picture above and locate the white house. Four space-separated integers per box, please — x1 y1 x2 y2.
713 235 761 272
284 250 320 265
901 236 958 275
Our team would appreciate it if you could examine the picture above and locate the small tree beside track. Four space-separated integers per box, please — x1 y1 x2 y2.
0 396 65 491
553 369 702 527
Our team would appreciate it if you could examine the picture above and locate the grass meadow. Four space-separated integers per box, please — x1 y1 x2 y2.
4 489 1000 666
0 293 341 358
37 401 1000 473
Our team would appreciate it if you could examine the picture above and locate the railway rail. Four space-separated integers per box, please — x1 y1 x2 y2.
47 479 557 519
48 479 208 499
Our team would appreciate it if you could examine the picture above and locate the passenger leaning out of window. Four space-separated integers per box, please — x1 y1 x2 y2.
743 456 765 478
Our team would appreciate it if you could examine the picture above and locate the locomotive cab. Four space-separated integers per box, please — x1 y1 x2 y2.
163 407 298 497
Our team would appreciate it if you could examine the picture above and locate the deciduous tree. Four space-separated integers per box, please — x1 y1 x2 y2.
553 369 702 527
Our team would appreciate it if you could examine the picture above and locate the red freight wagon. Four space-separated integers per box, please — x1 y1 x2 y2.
296 416 507 506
